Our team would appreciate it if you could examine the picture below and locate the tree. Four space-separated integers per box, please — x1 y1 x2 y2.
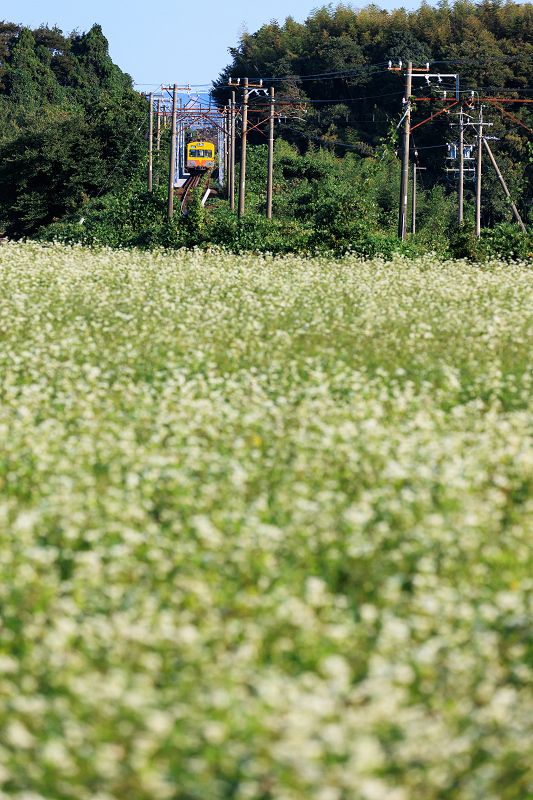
385 30 431 64
0 22 146 236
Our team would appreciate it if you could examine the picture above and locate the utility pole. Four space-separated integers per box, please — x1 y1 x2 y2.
224 106 229 195
238 78 248 219
476 106 483 236
156 98 161 185
483 138 526 232
148 92 153 192
458 107 464 224
266 86 275 219
167 84 177 219
411 164 426 235
411 163 416 235
398 61 412 240
178 98 183 179
230 92 235 211
449 107 482 227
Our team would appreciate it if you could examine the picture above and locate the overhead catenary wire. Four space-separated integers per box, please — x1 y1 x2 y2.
131 67 533 236
145 81 533 154
139 66 533 194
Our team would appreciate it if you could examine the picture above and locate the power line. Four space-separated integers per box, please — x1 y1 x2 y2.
233 63 390 82
294 89 404 104
464 87 533 93
95 113 149 199
290 61 390 78
214 55 533 85
297 83 436 105
279 122 448 152
135 57 533 96
432 55 533 65
279 123 380 150
135 57 533 95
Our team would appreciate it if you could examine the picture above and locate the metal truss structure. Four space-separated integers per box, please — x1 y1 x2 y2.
142 89 228 185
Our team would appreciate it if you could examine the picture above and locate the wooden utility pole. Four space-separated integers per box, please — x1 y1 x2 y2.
266 86 275 219
476 106 483 236
398 61 413 240
411 163 417 235
167 84 177 219
458 107 464 224
238 78 248 219
483 139 526 232
230 92 235 211
156 98 161 185
148 92 153 192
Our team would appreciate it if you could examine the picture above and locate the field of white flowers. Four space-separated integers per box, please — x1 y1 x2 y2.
1 242 533 800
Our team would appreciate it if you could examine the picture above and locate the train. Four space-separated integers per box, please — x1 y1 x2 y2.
186 141 215 172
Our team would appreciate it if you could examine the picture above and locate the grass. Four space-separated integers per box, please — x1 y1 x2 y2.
1 242 533 799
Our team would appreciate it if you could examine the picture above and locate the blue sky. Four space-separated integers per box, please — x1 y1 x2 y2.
2 0 416 93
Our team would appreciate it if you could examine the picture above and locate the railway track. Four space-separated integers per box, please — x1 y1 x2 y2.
178 170 213 214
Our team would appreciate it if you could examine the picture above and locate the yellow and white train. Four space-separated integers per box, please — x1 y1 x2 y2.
186 141 215 171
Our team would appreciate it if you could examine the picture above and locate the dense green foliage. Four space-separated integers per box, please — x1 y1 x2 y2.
37 137 533 261
4 3 533 257
0 22 146 236
212 0 533 232
35 140 423 255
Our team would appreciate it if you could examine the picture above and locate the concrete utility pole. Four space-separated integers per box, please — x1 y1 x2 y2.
156 98 161 185
238 78 248 219
483 138 526 232
458 107 464 224
398 61 413 240
148 92 153 192
266 86 275 219
476 106 483 236
167 84 177 219
230 92 235 211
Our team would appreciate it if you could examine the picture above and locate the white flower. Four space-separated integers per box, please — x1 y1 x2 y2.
5 721 35 749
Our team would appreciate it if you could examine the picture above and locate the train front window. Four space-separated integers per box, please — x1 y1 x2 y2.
189 148 212 158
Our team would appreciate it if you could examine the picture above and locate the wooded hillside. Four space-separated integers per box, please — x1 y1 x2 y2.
0 22 146 236
212 0 533 227
3 4 533 251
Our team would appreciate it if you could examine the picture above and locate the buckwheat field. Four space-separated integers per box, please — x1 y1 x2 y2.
2 241 533 800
